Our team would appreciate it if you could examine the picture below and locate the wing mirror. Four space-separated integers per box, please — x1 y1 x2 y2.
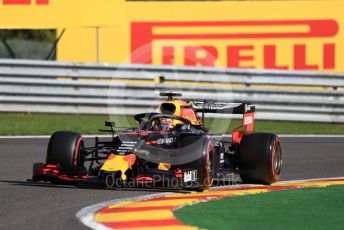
105 121 115 130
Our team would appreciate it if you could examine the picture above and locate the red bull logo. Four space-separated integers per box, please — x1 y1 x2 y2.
131 20 339 71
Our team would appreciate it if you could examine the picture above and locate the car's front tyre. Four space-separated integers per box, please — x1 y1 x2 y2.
46 131 84 173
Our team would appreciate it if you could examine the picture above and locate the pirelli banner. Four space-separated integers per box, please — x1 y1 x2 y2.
1 0 344 72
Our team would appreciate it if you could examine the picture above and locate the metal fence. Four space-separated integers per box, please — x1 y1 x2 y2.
0 59 344 123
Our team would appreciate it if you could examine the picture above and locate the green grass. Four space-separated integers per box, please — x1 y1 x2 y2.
174 185 344 230
0 113 136 135
0 113 344 135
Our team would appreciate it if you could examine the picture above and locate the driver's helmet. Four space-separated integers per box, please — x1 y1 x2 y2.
153 118 174 131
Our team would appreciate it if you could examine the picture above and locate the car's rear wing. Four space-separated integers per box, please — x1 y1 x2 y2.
190 101 255 144
190 101 255 114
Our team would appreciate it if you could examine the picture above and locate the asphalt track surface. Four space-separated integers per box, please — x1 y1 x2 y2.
0 137 343 230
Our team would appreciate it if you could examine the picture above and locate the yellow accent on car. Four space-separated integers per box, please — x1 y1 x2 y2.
100 155 129 181
158 163 171 171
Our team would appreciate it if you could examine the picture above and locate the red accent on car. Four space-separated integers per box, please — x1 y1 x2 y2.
271 138 281 180
73 137 83 167
40 164 88 181
145 140 157 145
124 131 149 136
58 175 89 181
205 141 213 187
42 164 60 174
135 175 154 183
124 154 137 169
232 129 244 144
243 112 255 132
232 111 255 144
175 168 183 178
107 153 116 160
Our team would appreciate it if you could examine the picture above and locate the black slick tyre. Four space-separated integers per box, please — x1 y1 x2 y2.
239 133 282 185
46 131 84 173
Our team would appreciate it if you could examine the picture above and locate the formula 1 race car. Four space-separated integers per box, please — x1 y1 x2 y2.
32 93 282 191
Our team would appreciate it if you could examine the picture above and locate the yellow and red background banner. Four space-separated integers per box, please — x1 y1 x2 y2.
1 0 344 72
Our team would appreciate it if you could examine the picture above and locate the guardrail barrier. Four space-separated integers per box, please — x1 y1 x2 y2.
0 59 343 123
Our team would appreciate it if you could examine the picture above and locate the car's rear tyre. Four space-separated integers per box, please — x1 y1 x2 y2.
46 131 84 173
239 133 282 185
